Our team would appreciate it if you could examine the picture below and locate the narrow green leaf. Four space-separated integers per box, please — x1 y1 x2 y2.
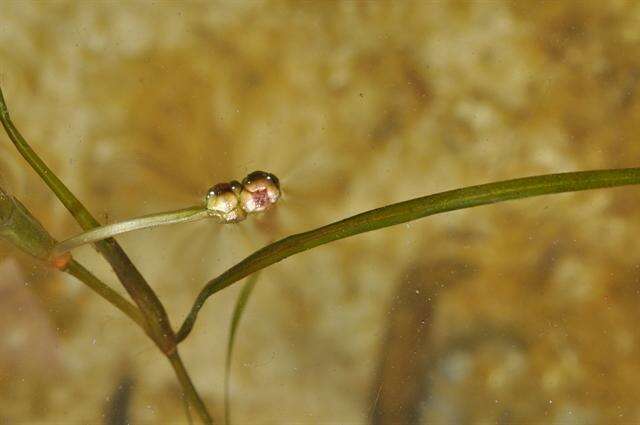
176 167 640 341
224 273 260 425
0 186 56 261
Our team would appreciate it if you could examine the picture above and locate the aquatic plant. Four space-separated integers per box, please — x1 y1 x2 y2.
1 84 639 423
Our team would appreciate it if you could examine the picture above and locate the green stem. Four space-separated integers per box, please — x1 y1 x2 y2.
168 351 214 425
225 273 260 425
1 187 146 332
0 84 212 422
0 85 174 353
176 167 640 341
64 259 147 330
0 186 146 331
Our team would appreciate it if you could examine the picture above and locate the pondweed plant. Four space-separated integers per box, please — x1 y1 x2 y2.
1 83 640 423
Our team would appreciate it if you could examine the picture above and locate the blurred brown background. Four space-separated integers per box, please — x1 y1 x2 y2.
1 1 640 423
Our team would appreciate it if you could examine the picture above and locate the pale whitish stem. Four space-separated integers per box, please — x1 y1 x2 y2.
52 170 282 257
54 206 210 255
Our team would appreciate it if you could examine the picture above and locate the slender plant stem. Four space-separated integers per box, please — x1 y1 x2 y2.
168 351 214 425
1 186 146 330
225 273 260 425
176 167 640 341
0 84 213 422
55 206 208 255
65 259 146 330
0 85 175 353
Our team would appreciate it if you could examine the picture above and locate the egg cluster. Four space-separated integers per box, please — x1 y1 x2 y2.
204 171 281 223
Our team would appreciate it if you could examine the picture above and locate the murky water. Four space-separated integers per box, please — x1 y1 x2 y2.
1 2 640 423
